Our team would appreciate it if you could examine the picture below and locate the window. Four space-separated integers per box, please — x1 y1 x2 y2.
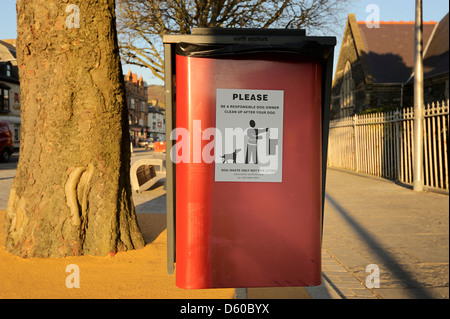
130 98 135 109
6 64 11 77
1 88 9 111
340 61 355 117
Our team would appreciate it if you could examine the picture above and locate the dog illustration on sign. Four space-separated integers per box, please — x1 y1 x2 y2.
221 149 241 163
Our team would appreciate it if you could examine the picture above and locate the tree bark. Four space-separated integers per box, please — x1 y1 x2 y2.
5 0 145 257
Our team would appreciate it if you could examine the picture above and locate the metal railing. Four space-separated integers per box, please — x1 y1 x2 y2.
327 100 449 192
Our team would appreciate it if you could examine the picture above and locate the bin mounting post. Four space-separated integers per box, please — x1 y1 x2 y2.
164 42 176 275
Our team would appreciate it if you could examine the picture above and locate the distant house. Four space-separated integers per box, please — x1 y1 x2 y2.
147 105 165 141
0 39 21 148
124 70 148 144
331 13 449 119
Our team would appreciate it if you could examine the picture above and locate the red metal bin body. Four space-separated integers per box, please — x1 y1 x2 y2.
175 52 323 289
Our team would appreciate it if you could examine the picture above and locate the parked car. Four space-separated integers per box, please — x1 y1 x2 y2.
138 138 149 148
146 139 155 150
0 121 14 162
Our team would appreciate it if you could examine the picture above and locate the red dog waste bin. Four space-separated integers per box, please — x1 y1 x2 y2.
163 29 336 289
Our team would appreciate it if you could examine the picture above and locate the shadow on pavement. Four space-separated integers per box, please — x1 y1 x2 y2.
325 193 435 299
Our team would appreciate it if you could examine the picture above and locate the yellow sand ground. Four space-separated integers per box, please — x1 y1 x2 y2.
0 210 309 299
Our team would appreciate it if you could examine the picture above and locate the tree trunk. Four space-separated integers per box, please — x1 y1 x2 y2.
5 0 145 257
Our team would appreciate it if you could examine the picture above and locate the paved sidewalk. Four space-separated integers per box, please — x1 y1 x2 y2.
316 168 449 299
307 250 379 299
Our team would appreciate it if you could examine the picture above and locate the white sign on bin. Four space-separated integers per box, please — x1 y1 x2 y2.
215 88 284 183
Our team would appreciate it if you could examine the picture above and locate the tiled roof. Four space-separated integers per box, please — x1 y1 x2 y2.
423 13 449 78
356 20 437 83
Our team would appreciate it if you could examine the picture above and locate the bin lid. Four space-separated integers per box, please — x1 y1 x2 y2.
175 40 334 59
163 27 336 52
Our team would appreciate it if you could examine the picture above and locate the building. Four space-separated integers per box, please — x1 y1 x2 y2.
421 13 449 103
147 105 165 141
0 39 20 148
331 13 449 119
124 70 148 144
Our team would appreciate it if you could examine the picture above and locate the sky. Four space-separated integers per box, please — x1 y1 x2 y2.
1 0 449 85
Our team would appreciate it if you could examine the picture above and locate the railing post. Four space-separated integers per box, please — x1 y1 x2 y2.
353 114 359 172
394 109 402 183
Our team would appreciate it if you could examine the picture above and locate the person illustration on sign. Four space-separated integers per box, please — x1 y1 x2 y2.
245 120 269 164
